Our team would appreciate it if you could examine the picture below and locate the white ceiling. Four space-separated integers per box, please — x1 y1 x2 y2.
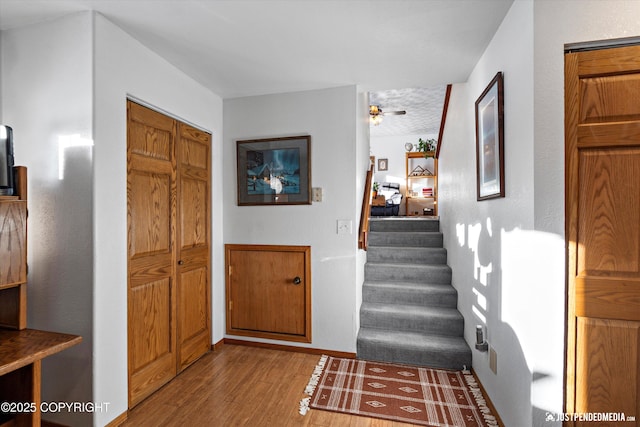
369 85 447 137
0 0 513 135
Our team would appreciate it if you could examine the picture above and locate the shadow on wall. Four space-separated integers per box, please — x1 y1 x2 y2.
451 217 564 427
28 143 94 426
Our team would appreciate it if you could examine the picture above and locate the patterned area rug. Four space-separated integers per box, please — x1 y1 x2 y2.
300 356 498 427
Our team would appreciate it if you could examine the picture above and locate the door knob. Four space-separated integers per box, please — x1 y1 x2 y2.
178 260 184 265
293 276 301 285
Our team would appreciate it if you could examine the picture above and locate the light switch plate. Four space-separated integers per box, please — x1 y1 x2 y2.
337 219 352 235
312 187 323 202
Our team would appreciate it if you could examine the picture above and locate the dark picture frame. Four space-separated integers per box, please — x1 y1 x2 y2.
475 72 505 201
236 135 311 205
378 158 388 171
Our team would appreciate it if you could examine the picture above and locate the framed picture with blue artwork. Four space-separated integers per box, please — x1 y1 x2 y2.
236 135 311 205
475 72 504 201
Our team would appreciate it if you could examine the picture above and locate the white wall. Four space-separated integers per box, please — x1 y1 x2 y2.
93 12 223 426
1 11 223 426
439 1 553 426
533 0 640 238
441 1 640 426
1 13 94 426
223 86 361 352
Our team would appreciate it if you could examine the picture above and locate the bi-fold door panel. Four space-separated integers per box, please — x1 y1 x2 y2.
566 45 640 422
176 122 211 371
127 103 177 407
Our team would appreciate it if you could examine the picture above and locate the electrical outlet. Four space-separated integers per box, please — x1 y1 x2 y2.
489 346 498 374
337 219 352 235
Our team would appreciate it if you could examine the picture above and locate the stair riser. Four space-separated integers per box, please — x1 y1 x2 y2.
365 264 451 284
357 339 471 370
367 247 447 265
362 284 457 308
368 232 443 248
360 310 464 336
369 219 440 233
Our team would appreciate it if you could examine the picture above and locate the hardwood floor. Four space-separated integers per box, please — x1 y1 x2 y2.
120 344 419 426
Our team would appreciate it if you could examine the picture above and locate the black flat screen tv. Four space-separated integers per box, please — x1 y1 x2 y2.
0 125 15 196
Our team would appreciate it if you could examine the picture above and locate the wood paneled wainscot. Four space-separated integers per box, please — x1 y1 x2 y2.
225 245 311 343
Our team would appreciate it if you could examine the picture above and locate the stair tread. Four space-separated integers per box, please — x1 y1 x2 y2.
359 328 469 347
358 332 469 358
369 218 440 232
367 246 446 257
374 246 446 252
363 281 457 292
366 262 450 269
369 231 442 235
361 302 463 318
368 233 443 248
367 261 448 267
369 217 440 221
363 282 458 308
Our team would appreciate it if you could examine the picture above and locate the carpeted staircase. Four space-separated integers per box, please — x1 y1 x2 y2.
357 217 472 370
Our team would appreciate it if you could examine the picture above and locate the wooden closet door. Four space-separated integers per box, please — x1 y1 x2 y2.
127 101 177 406
565 44 640 423
176 122 211 371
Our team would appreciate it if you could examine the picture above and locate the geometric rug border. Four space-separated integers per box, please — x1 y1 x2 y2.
299 355 499 427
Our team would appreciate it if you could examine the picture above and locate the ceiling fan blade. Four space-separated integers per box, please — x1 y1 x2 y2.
383 110 406 116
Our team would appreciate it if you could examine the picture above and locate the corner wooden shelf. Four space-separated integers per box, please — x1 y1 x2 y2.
0 167 81 426
405 151 438 216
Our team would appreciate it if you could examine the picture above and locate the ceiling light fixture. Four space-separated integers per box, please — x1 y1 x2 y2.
369 104 407 126
369 105 383 126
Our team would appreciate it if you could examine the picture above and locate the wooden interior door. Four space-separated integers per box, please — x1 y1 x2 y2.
127 101 177 406
565 44 640 423
225 245 311 342
176 122 211 371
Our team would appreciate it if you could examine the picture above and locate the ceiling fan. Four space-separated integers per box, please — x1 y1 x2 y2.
369 105 406 125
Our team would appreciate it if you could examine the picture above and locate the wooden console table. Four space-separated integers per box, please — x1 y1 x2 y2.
0 329 81 427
